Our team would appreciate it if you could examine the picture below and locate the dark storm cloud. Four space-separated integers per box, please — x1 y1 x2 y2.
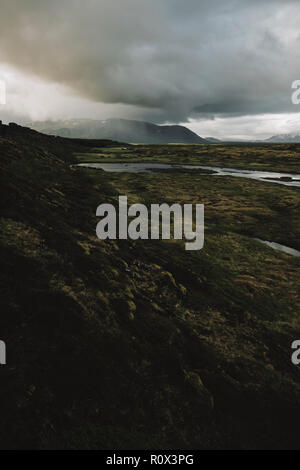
0 0 299 122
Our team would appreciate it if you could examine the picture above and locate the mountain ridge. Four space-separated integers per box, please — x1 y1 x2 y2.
29 118 208 144
265 133 300 143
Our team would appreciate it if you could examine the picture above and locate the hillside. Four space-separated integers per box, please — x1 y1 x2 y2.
1 124 300 449
29 118 208 144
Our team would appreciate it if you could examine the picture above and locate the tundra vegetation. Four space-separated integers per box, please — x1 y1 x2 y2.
0 126 300 449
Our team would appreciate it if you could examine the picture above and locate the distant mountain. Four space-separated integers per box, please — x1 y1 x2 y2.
29 118 208 144
205 137 222 143
265 133 300 143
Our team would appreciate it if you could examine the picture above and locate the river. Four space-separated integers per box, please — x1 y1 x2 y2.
76 162 300 188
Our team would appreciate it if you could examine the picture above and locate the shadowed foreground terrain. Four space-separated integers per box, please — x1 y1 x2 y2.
0 125 300 449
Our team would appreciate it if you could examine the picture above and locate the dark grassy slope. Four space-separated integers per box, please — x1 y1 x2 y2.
0 126 300 449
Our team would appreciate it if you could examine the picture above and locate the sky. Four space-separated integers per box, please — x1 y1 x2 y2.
0 0 300 139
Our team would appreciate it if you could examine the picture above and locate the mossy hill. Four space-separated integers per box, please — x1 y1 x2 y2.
0 124 300 449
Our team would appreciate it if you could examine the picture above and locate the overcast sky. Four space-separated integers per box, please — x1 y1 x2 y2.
0 0 300 139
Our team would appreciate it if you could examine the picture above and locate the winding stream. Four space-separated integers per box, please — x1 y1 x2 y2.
254 238 300 257
76 162 300 188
